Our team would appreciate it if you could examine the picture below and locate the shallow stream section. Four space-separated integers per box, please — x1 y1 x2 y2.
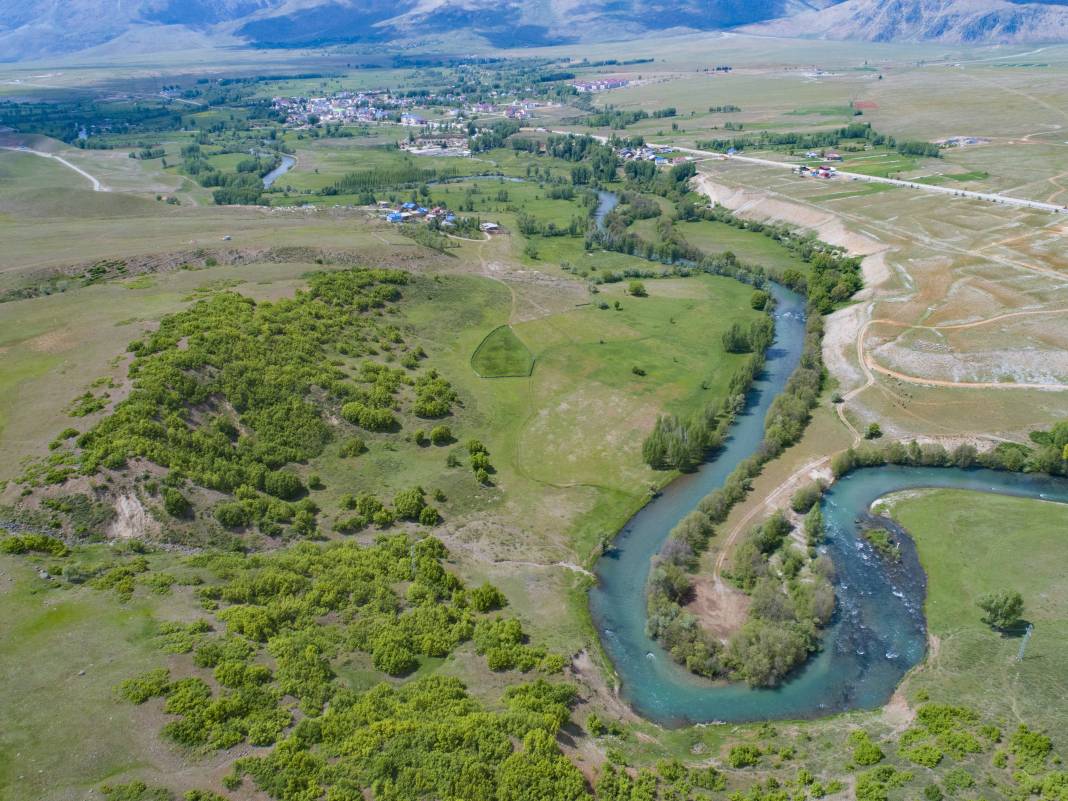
262 155 296 188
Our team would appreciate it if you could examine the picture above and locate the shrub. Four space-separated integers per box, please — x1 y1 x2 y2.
393 487 426 520
728 744 762 768
373 641 418 675
429 425 453 445
850 731 885 766
162 488 191 518
263 471 305 501
943 768 974 794
418 506 441 526
790 481 823 513
119 668 171 704
904 744 944 768
470 582 508 612
338 437 367 457
214 502 252 529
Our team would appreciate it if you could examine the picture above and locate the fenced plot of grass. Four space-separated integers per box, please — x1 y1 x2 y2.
471 325 535 377
885 488 1068 734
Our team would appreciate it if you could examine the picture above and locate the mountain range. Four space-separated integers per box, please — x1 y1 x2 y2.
2 0 1068 62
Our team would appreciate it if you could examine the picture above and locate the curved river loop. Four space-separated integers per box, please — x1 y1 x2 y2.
586 196 1068 726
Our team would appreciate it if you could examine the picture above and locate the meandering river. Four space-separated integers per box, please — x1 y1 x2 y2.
262 155 296 189
588 280 1068 726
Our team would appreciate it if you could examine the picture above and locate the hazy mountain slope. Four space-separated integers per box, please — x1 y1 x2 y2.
232 0 827 48
1 0 1066 62
742 0 1068 43
0 0 280 61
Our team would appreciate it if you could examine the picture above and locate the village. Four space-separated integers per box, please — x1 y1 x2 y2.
271 90 552 129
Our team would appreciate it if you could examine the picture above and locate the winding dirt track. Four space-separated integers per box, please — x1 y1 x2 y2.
0 145 108 191
859 309 1068 392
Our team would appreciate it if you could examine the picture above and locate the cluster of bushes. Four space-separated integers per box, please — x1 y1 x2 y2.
642 389 740 473
722 317 774 354
30 269 477 539
121 665 289 749
516 211 589 238
0 532 69 556
596 761 726 800
109 533 584 801
465 439 495 485
100 782 227 801
334 486 441 533
233 676 587 801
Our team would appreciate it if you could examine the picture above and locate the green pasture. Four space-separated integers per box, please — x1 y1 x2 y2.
0 551 205 801
675 219 812 275
886 489 1068 734
471 325 535 377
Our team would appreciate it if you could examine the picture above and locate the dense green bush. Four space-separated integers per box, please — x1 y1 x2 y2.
162 487 191 518
0 533 70 556
728 744 763 768
849 731 886 766
263 471 304 501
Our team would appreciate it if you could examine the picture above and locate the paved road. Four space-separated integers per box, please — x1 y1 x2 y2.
0 145 108 192
540 128 1066 215
670 145 1067 215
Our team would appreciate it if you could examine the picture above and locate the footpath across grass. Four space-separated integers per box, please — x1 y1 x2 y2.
885 489 1068 734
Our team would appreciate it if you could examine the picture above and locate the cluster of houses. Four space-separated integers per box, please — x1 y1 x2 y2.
272 91 409 125
795 164 839 179
573 77 630 93
400 136 470 156
616 144 691 167
505 100 544 120
382 201 456 225
380 201 500 233
271 91 551 129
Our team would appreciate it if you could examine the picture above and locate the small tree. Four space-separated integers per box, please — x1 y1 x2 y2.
977 590 1024 630
865 423 883 440
628 280 648 297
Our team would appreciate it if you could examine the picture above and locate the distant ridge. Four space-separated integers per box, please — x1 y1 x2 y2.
1 0 1067 62
742 0 1068 44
